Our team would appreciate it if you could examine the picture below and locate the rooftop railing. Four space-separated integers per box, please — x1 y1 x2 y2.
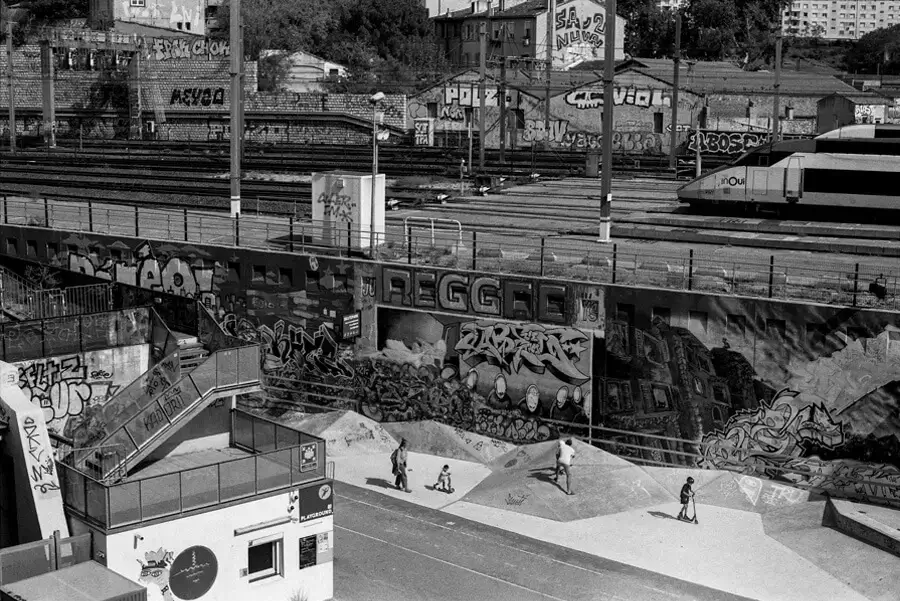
58 409 326 530
3 195 899 311
0 532 91 587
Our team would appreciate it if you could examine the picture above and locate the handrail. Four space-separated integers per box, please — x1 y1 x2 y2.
92 343 261 479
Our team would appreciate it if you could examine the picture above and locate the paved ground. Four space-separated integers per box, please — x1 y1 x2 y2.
333 483 754 601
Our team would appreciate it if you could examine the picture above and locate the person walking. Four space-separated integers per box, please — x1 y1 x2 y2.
391 438 412 493
552 438 575 495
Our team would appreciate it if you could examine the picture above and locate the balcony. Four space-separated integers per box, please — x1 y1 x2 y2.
57 410 328 530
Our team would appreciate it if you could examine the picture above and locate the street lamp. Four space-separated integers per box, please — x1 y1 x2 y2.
369 91 385 254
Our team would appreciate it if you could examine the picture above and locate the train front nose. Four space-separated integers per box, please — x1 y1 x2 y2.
677 178 701 202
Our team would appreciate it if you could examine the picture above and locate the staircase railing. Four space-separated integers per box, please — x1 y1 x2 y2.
67 344 183 462
0 267 113 320
91 342 261 479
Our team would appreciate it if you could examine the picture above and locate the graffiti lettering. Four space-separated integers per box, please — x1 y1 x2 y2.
151 37 230 61
169 88 225 107
687 131 767 155
258 321 354 380
442 85 512 108
21 416 60 494
414 119 433 145
316 191 356 222
19 356 91 425
439 104 465 121
475 408 553 442
456 322 590 385
380 266 569 323
68 242 216 308
564 87 670 109
555 6 605 49
523 119 568 143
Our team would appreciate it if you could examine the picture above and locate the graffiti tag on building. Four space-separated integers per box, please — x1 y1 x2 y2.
316 191 356 222
443 84 515 108
258 321 354 379
555 5 605 49
380 266 569 323
169 88 225 107
456 322 590 385
564 87 670 109
150 37 230 61
687 131 767 155
19 356 92 425
22 416 60 494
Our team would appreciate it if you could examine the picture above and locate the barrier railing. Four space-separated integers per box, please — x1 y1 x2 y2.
262 375 900 508
0 266 113 320
3 195 900 310
0 307 151 363
58 409 325 530
0 531 91 586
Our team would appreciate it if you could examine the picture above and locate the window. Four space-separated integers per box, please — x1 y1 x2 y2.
306 270 320 290
130 0 145 5
765 318 786 340
615 303 635 325
248 536 283 581
46 242 58 258
726 314 747 340
278 267 293 286
252 265 266 282
427 102 438 118
688 311 708 337
176 22 183 30
653 112 663 133
26 240 37 257
652 306 671 325
228 261 240 281
5 238 17 255
514 109 525 129
185 22 191 31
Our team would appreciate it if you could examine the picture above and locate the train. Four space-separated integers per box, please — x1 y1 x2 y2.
677 124 900 212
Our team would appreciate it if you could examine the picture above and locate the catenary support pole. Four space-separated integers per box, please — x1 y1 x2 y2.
599 0 616 243
499 56 506 163
479 21 487 170
6 18 15 153
771 31 782 143
229 0 242 216
545 0 555 141
668 12 681 170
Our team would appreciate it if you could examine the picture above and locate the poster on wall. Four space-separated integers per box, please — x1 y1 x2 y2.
168 546 218 600
316 531 334 563
298 481 334 523
300 442 318 472
299 535 317 570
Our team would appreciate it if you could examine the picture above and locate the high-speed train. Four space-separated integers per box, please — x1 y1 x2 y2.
677 124 900 211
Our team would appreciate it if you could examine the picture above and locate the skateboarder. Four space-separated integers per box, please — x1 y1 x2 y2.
434 464 453 493
391 439 412 493
553 438 575 495
677 477 695 520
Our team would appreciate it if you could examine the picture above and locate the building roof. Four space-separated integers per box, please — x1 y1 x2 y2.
113 20 203 37
820 91 893 106
0 561 145 601
435 0 556 20
622 62 889 99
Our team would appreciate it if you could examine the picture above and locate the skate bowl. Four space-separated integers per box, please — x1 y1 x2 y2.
463 441 677 521
380 420 516 465
279 409 399 457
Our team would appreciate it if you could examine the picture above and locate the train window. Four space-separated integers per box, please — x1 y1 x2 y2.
805 169 900 195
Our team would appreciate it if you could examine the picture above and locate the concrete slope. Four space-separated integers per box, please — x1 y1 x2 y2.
489 439 633 472
280 410 399 458
380 420 516 464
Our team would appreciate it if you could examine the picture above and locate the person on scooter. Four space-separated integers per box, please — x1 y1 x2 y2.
677 476 695 520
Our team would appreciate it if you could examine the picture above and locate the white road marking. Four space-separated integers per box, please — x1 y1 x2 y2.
336 493 678 600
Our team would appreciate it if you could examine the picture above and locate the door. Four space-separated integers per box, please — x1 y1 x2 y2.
752 169 768 195
784 156 802 201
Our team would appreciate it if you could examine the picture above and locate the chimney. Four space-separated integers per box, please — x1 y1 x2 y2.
488 0 494 16
498 0 506 11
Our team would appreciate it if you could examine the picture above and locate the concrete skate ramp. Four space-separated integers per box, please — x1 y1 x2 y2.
280 410 399 457
380 420 516 464
465 441 675 521
489 440 633 473
693 472 813 514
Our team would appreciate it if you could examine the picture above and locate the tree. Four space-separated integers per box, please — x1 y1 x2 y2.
215 0 338 60
844 24 900 74
2 0 89 45
615 0 677 58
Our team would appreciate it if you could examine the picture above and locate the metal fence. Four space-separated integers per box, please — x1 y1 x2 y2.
0 266 113 320
3 195 900 311
58 409 325 529
0 531 92 586
0 307 152 363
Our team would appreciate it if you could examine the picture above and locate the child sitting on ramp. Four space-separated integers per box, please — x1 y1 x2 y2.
434 464 454 493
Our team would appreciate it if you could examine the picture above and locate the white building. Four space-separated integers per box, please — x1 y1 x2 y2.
783 0 900 40
657 0 686 9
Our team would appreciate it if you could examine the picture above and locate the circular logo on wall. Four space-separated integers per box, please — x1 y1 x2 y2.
169 546 218 600
319 484 332 500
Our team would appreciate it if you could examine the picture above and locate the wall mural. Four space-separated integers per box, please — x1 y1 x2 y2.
138 547 175 601
6 225 900 507
522 119 665 154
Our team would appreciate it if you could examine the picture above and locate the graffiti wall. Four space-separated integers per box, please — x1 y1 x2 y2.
686 130 769 155
601 288 900 506
14 345 151 437
116 0 204 36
